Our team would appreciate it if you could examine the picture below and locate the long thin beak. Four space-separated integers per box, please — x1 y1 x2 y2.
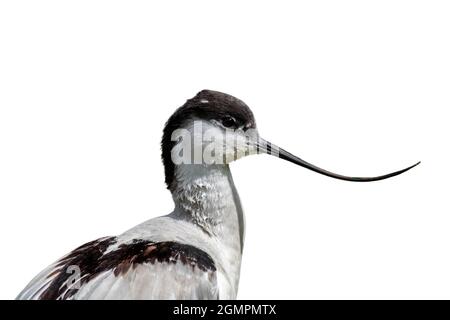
258 139 420 182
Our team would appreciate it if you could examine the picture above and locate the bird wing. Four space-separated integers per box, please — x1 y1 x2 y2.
16 236 219 300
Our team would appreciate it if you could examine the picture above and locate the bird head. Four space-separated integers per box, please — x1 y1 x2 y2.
161 90 419 191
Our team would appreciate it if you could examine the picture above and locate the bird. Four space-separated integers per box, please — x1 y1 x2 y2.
16 90 420 300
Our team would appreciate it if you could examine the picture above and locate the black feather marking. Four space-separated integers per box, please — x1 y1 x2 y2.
39 238 216 300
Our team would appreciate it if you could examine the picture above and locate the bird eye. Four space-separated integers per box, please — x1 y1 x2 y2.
221 116 237 128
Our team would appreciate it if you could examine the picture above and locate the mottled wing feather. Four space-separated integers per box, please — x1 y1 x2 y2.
16 236 115 300
16 237 218 300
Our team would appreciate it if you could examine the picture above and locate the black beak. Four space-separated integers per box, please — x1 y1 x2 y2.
258 139 420 182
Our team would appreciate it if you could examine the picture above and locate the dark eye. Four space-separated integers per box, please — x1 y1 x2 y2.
221 116 237 128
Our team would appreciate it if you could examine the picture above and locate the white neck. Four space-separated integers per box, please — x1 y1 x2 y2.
171 164 245 291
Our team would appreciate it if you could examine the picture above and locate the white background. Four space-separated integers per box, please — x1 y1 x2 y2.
0 1 449 299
